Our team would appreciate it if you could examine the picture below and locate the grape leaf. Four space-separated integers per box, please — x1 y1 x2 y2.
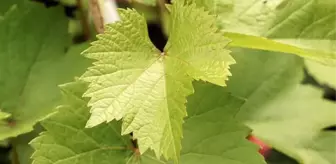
225 49 336 164
305 60 336 89
30 82 133 164
31 81 265 164
241 85 335 164
81 1 234 161
176 82 266 164
139 82 266 164
0 1 90 140
189 0 336 65
299 131 336 164
225 49 303 100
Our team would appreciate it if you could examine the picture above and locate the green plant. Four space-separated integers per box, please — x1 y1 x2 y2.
0 0 335 164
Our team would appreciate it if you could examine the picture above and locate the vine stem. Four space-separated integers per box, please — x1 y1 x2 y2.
76 0 90 40
89 0 105 33
10 140 20 164
89 0 120 33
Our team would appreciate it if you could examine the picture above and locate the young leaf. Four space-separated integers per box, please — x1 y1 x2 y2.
305 60 336 89
81 1 234 161
0 1 90 140
189 0 336 65
31 81 266 164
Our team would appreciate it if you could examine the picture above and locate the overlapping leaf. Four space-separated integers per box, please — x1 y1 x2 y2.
189 0 336 65
31 82 133 164
31 81 265 164
300 132 336 164
241 84 336 164
305 60 336 88
81 1 234 161
0 1 90 140
177 82 266 164
225 49 335 164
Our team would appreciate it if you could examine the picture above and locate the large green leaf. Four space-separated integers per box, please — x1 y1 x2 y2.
298 131 336 164
31 81 265 164
0 1 90 140
225 49 336 164
30 82 133 164
226 49 303 99
177 82 266 164
189 0 336 65
242 84 335 164
305 60 336 88
81 1 234 161
0 0 21 15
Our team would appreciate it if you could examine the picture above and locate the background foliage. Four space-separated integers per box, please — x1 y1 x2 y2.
0 0 335 164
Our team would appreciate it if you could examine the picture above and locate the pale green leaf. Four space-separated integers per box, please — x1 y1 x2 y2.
225 49 336 164
81 9 193 163
0 1 90 140
189 0 336 65
165 2 235 86
225 32 336 66
31 81 265 164
305 60 336 88
81 1 234 161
